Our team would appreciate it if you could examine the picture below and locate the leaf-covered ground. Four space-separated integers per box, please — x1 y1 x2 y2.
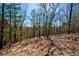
0 34 79 56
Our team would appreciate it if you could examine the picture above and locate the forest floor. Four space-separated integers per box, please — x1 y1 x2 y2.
0 34 79 56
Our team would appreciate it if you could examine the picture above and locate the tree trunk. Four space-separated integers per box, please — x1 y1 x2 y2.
9 4 12 47
38 18 40 38
0 3 4 49
68 3 73 34
14 4 17 43
20 24 22 43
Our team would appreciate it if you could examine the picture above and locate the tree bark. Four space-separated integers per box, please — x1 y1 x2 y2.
68 3 73 34
9 4 12 47
14 4 17 43
0 3 4 49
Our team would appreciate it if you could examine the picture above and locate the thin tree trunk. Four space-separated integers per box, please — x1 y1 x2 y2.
14 4 17 43
68 3 73 34
0 3 4 49
9 4 12 47
20 24 22 43
38 18 40 39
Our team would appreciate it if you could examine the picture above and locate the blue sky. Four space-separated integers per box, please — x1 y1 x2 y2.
20 3 67 27
21 3 39 16
0 3 78 27
21 3 39 26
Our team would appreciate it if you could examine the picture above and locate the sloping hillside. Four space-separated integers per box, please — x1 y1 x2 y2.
0 34 79 56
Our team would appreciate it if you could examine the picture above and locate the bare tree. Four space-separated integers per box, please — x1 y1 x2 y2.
39 3 60 39
19 10 26 42
13 4 21 43
62 3 73 34
30 9 37 38
68 3 73 34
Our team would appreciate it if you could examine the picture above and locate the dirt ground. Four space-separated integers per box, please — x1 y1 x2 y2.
0 34 79 56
